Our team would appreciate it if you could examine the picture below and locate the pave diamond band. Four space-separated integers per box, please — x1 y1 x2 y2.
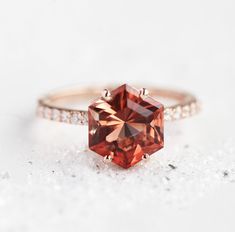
37 85 200 124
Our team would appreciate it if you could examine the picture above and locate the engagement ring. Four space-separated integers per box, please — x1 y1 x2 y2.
37 84 200 169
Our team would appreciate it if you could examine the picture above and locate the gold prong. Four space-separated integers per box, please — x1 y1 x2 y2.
90 128 96 135
102 89 112 101
103 154 113 163
139 88 149 98
142 153 150 160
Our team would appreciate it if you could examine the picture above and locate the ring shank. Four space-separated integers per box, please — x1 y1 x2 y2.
37 86 200 124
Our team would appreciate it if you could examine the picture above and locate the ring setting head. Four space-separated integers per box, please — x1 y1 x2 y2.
88 84 164 169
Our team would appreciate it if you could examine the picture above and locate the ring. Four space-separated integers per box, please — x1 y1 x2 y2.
37 84 200 169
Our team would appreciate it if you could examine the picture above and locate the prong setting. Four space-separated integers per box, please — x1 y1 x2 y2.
139 88 149 99
102 89 112 101
142 153 150 160
103 154 113 163
90 128 96 135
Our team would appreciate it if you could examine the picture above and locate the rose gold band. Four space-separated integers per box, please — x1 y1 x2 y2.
37 86 200 125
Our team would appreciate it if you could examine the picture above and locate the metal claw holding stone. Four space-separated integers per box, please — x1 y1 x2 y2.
139 88 149 99
142 153 150 160
103 154 113 163
102 89 112 101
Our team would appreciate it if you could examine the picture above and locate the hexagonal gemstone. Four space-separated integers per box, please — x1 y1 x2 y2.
88 84 164 168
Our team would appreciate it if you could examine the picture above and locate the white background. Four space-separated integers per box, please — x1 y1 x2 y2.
0 0 235 232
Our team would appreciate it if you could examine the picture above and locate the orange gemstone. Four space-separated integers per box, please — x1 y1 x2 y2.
88 84 164 168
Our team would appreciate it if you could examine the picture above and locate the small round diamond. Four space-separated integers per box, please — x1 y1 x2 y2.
61 111 71 123
71 112 80 124
52 109 60 121
173 106 182 120
182 105 190 118
190 102 197 115
82 112 88 124
164 108 173 121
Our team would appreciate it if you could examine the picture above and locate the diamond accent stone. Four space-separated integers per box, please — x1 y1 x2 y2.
182 105 190 118
190 102 197 115
82 112 88 124
52 109 60 121
172 106 182 120
44 107 52 119
164 108 173 121
61 111 71 123
71 112 80 124
88 84 164 169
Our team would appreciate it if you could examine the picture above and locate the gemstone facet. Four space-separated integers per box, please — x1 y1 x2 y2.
88 84 164 168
